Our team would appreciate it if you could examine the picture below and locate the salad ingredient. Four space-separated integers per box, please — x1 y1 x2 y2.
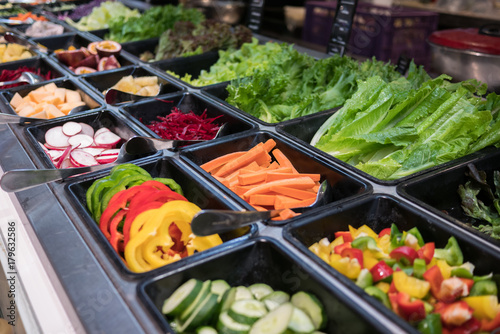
42 122 121 168
10 83 86 119
145 106 222 141
457 164 500 239
57 0 108 21
200 139 321 219
226 50 404 123
310 69 500 180
309 224 500 332
162 279 326 333
0 44 33 63
55 43 121 73
9 12 47 22
25 20 64 37
106 4 205 43
0 3 26 17
143 20 252 61
0 67 54 89
94 40 121 57
65 1 140 31
107 75 159 96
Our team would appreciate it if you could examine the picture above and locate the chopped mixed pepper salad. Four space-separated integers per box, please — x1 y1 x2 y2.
162 279 327 334
86 164 222 273
309 224 500 333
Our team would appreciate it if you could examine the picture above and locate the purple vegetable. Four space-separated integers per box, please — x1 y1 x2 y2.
58 0 111 20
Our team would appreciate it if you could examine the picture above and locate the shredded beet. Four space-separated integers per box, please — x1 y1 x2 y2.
0 66 54 89
145 107 223 141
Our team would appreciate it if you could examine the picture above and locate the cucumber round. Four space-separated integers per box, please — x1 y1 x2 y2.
249 302 294 334
179 293 219 333
179 280 212 322
249 283 274 300
291 291 326 331
228 299 268 325
263 291 290 305
217 311 251 334
288 306 315 334
235 286 254 301
211 279 231 301
196 326 218 334
264 299 280 312
162 278 203 317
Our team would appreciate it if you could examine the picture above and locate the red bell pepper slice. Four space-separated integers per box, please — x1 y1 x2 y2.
378 228 391 238
396 291 426 322
417 242 435 264
334 231 353 243
169 222 186 254
108 209 127 253
390 246 419 266
481 310 500 332
388 280 398 293
370 260 393 283
423 265 443 299
334 241 352 255
458 278 474 294
388 292 400 316
341 247 364 268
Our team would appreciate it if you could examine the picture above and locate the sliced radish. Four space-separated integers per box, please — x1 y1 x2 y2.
62 121 82 136
70 149 98 167
94 127 111 137
94 131 121 147
99 148 121 156
79 123 95 137
81 147 105 156
60 158 75 169
47 150 64 161
39 141 49 152
68 134 94 148
96 155 118 164
45 126 70 148
55 145 73 169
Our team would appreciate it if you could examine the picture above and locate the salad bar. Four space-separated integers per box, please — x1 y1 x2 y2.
0 1 500 334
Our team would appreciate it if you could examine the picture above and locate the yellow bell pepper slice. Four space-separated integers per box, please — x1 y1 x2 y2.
463 295 499 320
393 271 430 299
330 256 361 280
351 225 378 240
436 259 452 279
363 250 379 270
377 234 391 255
375 282 391 294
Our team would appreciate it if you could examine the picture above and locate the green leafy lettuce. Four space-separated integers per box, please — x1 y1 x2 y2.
65 1 140 31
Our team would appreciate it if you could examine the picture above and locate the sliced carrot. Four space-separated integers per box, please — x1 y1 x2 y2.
238 167 293 186
232 185 255 196
215 145 268 178
272 148 298 173
242 177 316 199
213 175 229 187
289 197 316 208
200 151 246 173
274 195 304 210
249 194 276 206
267 167 293 174
270 186 317 200
266 173 321 182
267 161 280 170
278 208 298 220
239 161 260 173
252 205 268 211
263 138 277 152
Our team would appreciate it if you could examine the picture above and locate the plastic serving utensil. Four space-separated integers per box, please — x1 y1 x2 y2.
190 180 333 236
0 72 44 87
4 31 49 54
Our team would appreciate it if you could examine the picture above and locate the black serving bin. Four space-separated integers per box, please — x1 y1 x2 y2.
180 131 371 219
66 156 255 276
119 92 256 140
24 109 149 169
0 78 101 116
283 194 500 333
120 37 159 63
0 56 64 89
398 149 500 246
81 66 184 103
139 237 394 334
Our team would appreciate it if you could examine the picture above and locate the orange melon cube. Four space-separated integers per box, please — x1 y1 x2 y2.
17 105 37 117
65 90 82 103
10 93 23 109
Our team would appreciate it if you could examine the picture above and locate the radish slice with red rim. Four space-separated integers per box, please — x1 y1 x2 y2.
96 155 118 164
94 131 121 147
79 123 95 137
99 148 120 156
70 149 98 167
81 147 105 156
45 126 70 148
94 127 111 137
62 121 82 136
68 134 94 148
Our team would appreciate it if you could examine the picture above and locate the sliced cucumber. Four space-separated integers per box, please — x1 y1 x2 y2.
196 326 218 334
249 302 294 334
263 291 290 305
235 286 254 301
249 283 274 300
211 279 231 301
228 299 268 325
264 299 280 312
179 293 219 333
162 278 203 317
288 306 315 334
179 280 212 322
290 291 326 331
217 311 251 334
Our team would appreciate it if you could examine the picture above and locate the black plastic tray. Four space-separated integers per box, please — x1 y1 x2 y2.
66 156 256 277
180 130 371 218
0 56 65 87
119 91 256 140
283 194 500 333
139 237 395 334
398 149 500 246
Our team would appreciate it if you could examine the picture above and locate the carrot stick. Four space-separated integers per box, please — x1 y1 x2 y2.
269 186 317 200
288 197 316 208
263 138 277 152
266 173 321 182
252 205 268 211
274 195 304 210
242 177 316 199
272 148 298 173
238 167 292 186
200 151 246 173
278 208 298 220
249 194 276 206
215 145 268 178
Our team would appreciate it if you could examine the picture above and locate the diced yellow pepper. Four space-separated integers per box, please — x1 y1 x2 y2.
363 250 379 270
309 242 320 254
377 234 391 254
350 225 378 240
436 259 452 279
393 271 430 299
330 255 361 280
330 236 345 249
463 295 499 320
309 242 330 263
318 237 331 254
376 282 391 294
